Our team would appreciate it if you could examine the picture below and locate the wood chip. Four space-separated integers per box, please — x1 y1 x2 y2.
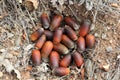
26 66 33 71
100 64 110 72
0 72 3 78
23 0 39 11
111 3 119 8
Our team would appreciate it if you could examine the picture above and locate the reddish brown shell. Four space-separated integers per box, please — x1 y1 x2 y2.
35 34 46 49
65 16 79 30
72 51 84 67
50 51 60 68
65 25 78 41
31 49 41 65
77 36 85 51
41 41 53 58
54 67 70 76
41 13 50 29
86 34 95 48
79 20 91 37
30 28 44 42
61 34 74 49
44 30 53 40
53 28 63 44
50 15 63 31
60 54 71 67
53 43 69 55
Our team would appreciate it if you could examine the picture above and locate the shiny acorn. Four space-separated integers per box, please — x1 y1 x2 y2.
54 67 70 76
41 41 53 59
50 15 63 31
77 36 85 51
50 51 60 68
65 25 78 41
60 54 71 67
53 28 63 44
86 34 95 48
31 49 41 65
65 16 79 30
44 30 53 40
61 34 74 49
35 34 46 49
79 19 91 37
41 12 50 29
72 51 84 67
53 43 69 55
30 28 44 42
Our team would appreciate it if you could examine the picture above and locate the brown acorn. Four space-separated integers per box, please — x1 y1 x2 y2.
86 34 95 48
61 34 74 49
65 25 78 41
35 34 46 49
41 41 53 58
79 19 91 37
44 30 53 40
54 67 70 76
50 51 60 68
31 49 41 65
53 28 63 44
60 54 71 67
53 43 69 55
50 15 63 31
41 12 50 29
77 36 85 51
30 28 44 42
72 51 84 67
65 16 79 30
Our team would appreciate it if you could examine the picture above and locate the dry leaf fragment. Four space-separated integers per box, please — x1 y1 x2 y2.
26 66 33 71
17 0 22 3
111 3 119 8
100 64 110 72
22 30 26 40
117 55 120 59
21 71 31 79
102 64 110 71
80 68 85 80
0 72 3 78
51 0 66 13
85 0 93 11
24 0 39 11
1 59 21 79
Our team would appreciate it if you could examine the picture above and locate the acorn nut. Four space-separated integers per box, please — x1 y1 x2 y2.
50 51 60 68
31 49 41 65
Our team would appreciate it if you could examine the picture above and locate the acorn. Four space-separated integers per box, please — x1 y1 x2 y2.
60 54 71 67
53 43 69 55
41 41 53 59
77 36 85 51
65 16 79 30
72 51 84 67
41 12 50 29
61 34 74 49
54 67 70 76
79 19 91 37
50 51 60 68
86 34 95 48
44 30 53 40
35 34 46 49
31 49 41 65
30 28 44 42
53 28 63 44
65 25 78 41
50 15 63 31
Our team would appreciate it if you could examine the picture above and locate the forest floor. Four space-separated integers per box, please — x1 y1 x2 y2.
0 0 120 80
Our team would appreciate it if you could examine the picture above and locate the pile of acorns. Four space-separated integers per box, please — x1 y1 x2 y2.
30 13 95 76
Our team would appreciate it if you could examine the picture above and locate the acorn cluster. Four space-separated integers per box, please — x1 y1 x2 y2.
30 13 95 76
